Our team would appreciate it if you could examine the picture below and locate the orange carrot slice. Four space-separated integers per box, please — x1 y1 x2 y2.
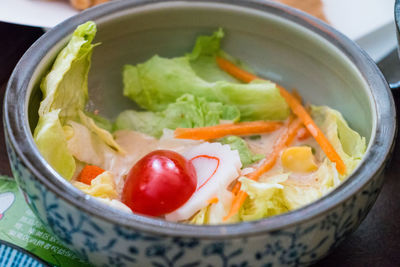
231 180 242 195
208 197 219 204
77 165 105 185
175 121 282 140
224 118 303 221
216 57 258 83
297 127 311 141
190 155 220 191
292 89 302 102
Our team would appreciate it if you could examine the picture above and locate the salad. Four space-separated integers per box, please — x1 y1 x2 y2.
33 21 366 224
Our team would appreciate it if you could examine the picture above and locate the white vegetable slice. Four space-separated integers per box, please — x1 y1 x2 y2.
165 142 242 222
95 197 133 214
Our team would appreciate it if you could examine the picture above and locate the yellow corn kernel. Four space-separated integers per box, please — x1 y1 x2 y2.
281 146 318 173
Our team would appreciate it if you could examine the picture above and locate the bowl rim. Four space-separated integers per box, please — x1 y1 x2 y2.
396 0 400 30
4 0 396 238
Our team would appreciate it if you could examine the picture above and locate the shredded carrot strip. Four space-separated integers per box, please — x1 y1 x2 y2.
292 89 302 102
190 155 220 191
279 88 346 174
231 181 241 195
208 197 219 204
78 165 105 185
297 127 311 141
224 118 303 221
215 56 346 175
175 121 282 140
216 57 259 83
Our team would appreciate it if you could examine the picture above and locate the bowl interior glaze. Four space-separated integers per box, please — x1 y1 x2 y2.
28 1 373 140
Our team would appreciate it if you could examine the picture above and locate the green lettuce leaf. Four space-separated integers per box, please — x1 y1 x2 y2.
114 110 161 137
78 111 125 153
239 175 288 221
65 121 115 168
33 21 97 179
311 105 366 177
282 185 322 210
123 30 289 121
187 28 224 60
219 136 264 167
84 111 113 132
33 110 76 180
39 21 97 123
188 205 211 225
187 190 238 224
114 94 240 138
281 158 342 210
186 28 240 83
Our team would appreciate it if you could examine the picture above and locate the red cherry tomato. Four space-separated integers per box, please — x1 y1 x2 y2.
122 150 197 217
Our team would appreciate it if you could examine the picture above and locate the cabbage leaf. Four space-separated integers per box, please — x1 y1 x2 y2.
187 28 241 83
84 111 113 132
78 111 125 153
33 110 76 179
239 176 288 221
65 121 115 168
33 21 97 180
123 30 289 121
311 105 366 177
219 136 264 167
38 21 96 122
114 94 240 138
188 205 212 225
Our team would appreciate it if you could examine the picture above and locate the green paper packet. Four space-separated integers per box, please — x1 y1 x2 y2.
0 176 90 267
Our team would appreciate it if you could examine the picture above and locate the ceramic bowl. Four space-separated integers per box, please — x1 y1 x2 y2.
3 0 396 266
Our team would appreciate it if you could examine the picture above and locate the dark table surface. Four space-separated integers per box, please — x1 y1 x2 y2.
1 21 399 267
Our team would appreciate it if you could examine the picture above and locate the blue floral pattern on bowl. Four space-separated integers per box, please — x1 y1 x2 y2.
5 132 385 266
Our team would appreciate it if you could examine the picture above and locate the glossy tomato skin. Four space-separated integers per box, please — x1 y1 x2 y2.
122 150 197 217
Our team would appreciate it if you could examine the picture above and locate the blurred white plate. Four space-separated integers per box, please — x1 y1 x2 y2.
0 0 396 61
322 0 397 61
0 0 77 28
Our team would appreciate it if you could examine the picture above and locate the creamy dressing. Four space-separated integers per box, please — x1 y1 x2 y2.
68 124 203 195
244 128 284 155
68 120 330 219
245 130 325 189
